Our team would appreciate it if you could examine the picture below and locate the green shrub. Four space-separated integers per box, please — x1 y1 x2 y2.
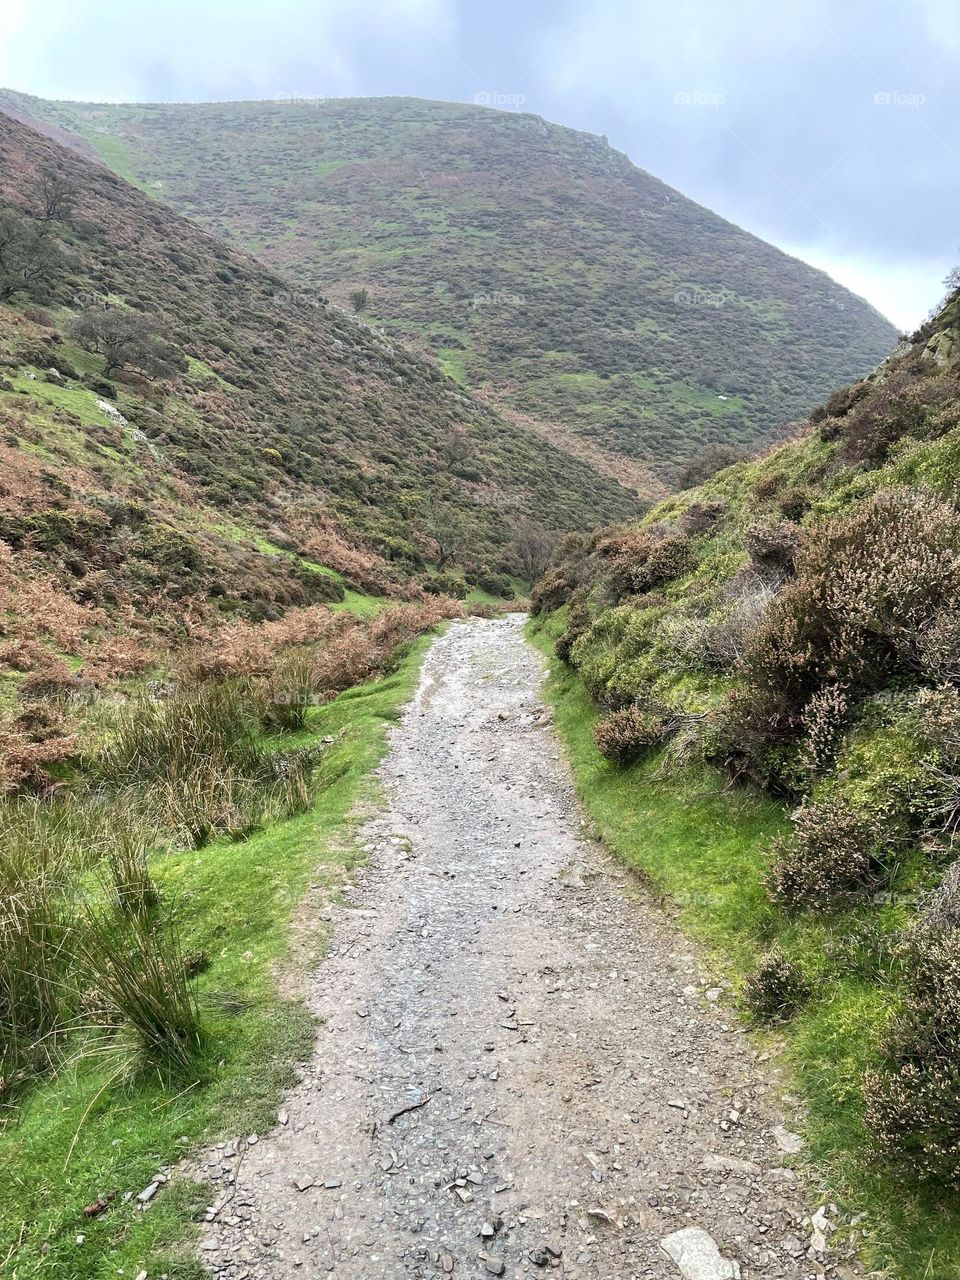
422 571 467 599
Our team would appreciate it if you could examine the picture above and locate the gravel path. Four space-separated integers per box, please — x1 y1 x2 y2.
194 615 856 1280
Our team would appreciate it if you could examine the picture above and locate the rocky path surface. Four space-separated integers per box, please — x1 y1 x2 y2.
194 615 855 1280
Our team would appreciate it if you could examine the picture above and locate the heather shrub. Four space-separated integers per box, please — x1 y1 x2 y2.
841 371 958 466
744 946 809 1023
742 489 960 719
555 601 591 664
767 796 887 909
752 471 783 500
799 683 849 776
631 532 693 593
708 686 799 790
777 486 810 521
744 520 801 578
919 609 960 682
593 706 670 765
679 499 727 535
865 868 960 1185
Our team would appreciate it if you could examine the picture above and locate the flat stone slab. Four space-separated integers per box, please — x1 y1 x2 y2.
660 1227 741 1279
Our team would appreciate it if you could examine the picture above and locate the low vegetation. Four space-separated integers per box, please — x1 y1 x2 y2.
0 593 464 1274
530 278 960 1275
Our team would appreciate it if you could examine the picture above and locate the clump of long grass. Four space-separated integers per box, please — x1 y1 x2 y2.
90 679 265 786
0 838 75 1105
77 906 205 1079
91 677 319 847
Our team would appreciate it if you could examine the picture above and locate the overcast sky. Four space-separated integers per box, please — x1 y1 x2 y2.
1 0 957 330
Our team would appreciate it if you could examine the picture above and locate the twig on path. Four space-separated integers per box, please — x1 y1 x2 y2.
387 1093 431 1124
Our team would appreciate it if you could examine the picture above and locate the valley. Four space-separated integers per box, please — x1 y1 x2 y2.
0 66 958 1280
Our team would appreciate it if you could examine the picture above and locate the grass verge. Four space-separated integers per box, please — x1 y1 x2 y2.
0 635 432 1278
527 613 960 1280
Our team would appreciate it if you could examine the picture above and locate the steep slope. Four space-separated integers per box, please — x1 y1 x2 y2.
0 108 639 677
530 284 960 1273
0 91 898 492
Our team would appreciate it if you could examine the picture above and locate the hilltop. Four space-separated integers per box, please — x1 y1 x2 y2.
0 90 898 494
0 108 639 681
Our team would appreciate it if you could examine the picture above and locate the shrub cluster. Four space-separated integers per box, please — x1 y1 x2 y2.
593 706 670 765
744 945 809 1023
865 868 960 1185
766 796 887 909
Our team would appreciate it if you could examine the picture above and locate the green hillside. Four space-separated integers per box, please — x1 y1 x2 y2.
0 106 639 678
0 90 899 494
530 282 960 1275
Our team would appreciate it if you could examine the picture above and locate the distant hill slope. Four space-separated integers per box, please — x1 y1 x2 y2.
0 90 899 491
0 109 639 671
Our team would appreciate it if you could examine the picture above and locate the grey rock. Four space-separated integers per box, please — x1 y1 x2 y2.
659 1227 741 1279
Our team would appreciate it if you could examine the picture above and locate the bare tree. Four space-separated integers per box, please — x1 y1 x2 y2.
68 306 184 379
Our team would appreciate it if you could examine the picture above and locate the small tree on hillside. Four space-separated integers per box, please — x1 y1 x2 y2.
0 207 62 302
68 306 185 379
512 517 555 584
349 287 370 318
442 425 475 471
32 167 78 226
422 505 469 570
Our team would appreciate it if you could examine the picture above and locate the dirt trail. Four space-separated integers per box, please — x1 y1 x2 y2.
195 615 850 1280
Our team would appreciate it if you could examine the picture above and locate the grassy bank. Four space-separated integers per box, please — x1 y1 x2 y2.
528 613 960 1280
0 635 432 1279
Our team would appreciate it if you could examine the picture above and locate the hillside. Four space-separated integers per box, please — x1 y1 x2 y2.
0 90 899 494
0 107 640 680
529 282 960 1273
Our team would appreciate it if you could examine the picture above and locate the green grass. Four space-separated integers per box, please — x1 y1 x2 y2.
0 637 432 1278
527 614 960 1279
